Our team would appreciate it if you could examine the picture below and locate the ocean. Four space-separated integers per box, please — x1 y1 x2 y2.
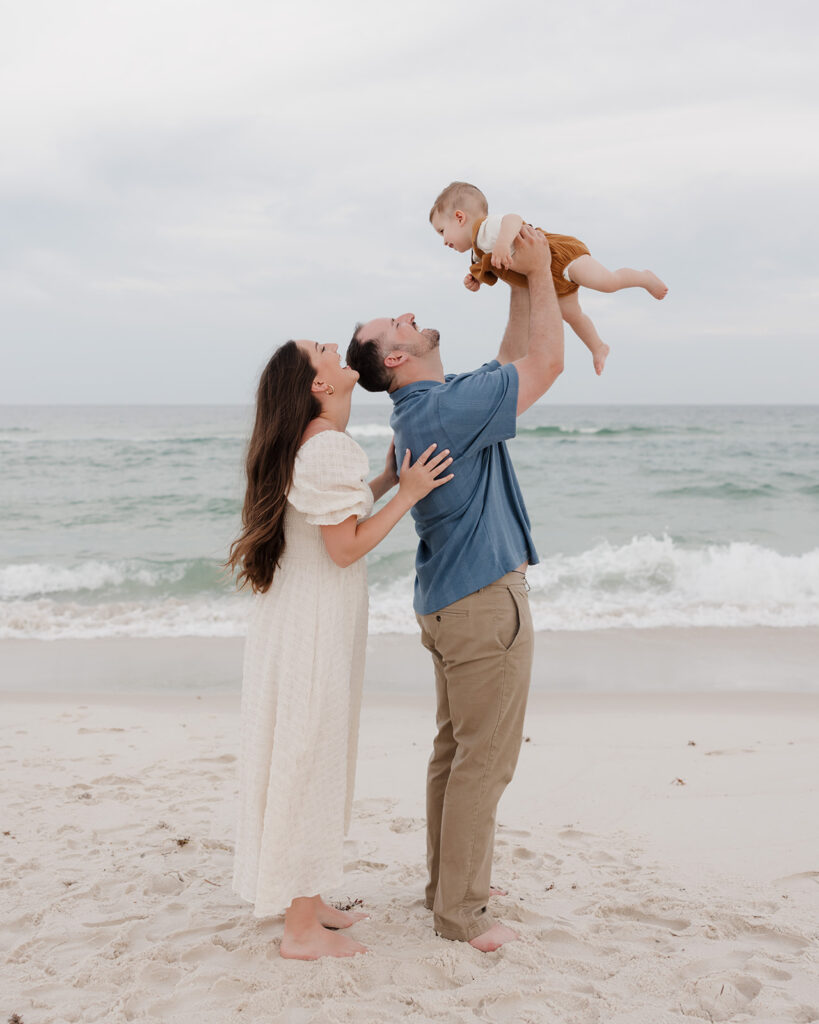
2 403 818 640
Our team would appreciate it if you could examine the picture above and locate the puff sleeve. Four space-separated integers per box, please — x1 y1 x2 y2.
288 431 374 526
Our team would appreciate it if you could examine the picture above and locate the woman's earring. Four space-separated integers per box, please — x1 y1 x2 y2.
326 384 335 396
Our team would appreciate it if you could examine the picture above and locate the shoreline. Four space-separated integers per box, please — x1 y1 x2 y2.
1 625 818 694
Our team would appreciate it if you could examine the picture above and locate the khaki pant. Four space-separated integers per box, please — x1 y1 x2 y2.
416 571 534 941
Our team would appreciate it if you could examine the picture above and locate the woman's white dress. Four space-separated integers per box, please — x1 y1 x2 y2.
232 431 373 917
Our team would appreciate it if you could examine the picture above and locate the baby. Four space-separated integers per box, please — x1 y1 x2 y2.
429 181 668 375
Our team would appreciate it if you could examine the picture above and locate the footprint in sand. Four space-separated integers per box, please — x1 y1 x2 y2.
389 817 425 833
774 870 819 891
346 858 388 871
354 796 398 818
705 913 809 952
143 873 186 896
502 903 550 926
558 828 594 843
601 905 691 932
679 951 751 978
536 925 593 953
682 974 762 1022
80 913 150 928
90 774 141 786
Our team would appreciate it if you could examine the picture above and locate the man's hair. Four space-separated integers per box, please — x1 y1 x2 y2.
346 324 394 393
429 181 488 223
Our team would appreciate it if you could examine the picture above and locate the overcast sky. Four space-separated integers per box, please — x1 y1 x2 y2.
2 0 818 405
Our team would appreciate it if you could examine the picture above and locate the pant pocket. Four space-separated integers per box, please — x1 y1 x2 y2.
495 585 527 651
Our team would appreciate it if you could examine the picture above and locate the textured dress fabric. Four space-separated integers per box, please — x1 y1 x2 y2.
232 430 374 917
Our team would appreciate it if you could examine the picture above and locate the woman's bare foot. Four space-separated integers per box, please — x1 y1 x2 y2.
643 270 668 299
316 897 369 929
593 343 610 376
468 922 520 952
280 923 367 960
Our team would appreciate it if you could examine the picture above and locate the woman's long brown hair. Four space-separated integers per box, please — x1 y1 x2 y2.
227 341 320 593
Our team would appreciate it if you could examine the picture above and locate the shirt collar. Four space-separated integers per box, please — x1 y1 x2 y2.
389 379 443 404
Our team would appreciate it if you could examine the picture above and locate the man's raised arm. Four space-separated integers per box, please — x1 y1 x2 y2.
496 285 530 365
509 226 564 415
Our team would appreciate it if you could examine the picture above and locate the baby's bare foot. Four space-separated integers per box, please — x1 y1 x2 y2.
644 271 668 299
468 922 520 952
317 898 369 929
593 343 610 376
280 924 367 960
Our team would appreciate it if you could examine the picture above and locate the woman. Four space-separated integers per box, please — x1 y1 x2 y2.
227 339 452 960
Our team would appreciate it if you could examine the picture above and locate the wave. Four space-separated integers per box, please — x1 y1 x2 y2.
347 424 394 439
515 424 686 438
524 535 819 630
0 558 230 601
0 596 248 640
657 483 779 500
2 537 818 639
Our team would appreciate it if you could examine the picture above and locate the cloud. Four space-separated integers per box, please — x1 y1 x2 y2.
1 0 818 402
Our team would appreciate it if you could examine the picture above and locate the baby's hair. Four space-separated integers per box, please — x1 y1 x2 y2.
429 182 488 223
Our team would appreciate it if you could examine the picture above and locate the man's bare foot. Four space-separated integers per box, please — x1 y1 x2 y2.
280 923 367 960
593 343 610 375
316 897 369 929
489 885 508 898
643 271 668 299
468 922 520 952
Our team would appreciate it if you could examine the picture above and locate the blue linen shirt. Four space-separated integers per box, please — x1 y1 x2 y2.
389 360 539 615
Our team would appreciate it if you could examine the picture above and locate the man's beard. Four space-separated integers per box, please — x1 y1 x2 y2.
421 328 440 350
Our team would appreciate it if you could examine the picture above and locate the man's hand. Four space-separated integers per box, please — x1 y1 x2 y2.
491 243 513 271
463 273 481 292
507 225 551 278
383 437 398 489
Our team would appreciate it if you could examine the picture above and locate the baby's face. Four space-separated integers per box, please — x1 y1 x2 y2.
430 209 475 254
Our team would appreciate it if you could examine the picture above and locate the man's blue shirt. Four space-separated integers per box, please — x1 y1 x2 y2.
389 360 538 615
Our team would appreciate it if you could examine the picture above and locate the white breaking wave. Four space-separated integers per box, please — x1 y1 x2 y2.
0 560 189 600
346 424 393 439
1 537 818 639
0 596 251 640
525 535 819 630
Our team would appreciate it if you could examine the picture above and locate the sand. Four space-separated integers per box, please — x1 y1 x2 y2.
2 635 819 1023
3 625 818 693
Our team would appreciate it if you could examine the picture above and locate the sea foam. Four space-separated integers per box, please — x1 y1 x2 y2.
2 537 817 639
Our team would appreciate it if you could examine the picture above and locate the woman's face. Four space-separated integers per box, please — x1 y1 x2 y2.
295 340 359 394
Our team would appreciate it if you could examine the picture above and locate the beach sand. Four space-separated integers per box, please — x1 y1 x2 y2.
2 633 819 1023
3 625 819 693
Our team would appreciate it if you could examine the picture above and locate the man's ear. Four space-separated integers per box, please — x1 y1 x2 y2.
384 350 408 369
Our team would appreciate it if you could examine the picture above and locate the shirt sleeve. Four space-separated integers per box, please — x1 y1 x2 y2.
288 432 374 526
475 214 504 252
432 362 519 458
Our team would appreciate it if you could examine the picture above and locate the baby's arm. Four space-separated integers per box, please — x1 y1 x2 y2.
491 214 524 270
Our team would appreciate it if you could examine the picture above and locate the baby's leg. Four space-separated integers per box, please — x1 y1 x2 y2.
559 291 609 376
566 254 668 299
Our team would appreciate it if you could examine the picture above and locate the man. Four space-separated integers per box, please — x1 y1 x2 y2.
346 226 563 951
